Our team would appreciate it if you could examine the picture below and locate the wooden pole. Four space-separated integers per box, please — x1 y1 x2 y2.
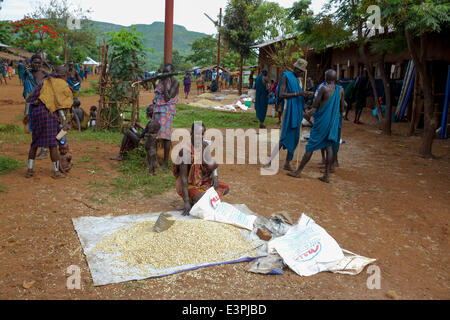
164 0 174 65
64 32 67 63
296 70 308 165
97 41 108 130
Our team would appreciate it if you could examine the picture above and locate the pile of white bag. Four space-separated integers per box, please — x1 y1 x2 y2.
190 187 376 277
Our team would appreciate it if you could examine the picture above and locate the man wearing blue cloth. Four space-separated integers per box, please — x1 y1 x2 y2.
263 58 313 171
23 54 49 160
67 61 82 99
255 69 269 128
288 69 345 183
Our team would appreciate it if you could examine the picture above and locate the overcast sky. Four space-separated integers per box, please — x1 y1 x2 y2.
1 0 327 34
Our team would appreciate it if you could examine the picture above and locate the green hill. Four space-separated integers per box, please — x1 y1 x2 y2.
91 20 207 70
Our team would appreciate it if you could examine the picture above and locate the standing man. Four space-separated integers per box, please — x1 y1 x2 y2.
25 66 73 179
196 74 205 95
288 69 345 183
152 63 180 168
23 54 49 160
18 60 25 85
249 70 255 89
0 60 6 85
67 61 82 99
183 73 191 99
264 59 313 171
343 78 356 121
353 71 369 124
255 69 270 129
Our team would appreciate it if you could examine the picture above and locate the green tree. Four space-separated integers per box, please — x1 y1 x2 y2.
29 0 96 64
251 0 302 71
222 0 262 94
295 0 386 126
107 27 147 102
172 49 192 71
0 21 12 45
187 35 218 67
12 17 60 50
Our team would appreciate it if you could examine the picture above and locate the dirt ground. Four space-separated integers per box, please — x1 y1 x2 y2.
0 76 449 300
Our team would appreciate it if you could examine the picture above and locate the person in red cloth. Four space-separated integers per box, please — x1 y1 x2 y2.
173 122 229 216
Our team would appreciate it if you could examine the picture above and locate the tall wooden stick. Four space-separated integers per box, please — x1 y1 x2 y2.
296 70 308 165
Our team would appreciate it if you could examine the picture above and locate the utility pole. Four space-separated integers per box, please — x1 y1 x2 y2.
205 9 223 91
164 0 174 65
216 8 222 90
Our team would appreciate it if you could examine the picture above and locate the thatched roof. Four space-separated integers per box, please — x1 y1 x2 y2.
7 47 33 59
0 51 22 61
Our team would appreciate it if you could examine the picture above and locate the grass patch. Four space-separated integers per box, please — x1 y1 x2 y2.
79 79 99 97
0 183 6 193
79 156 92 163
110 148 175 198
0 124 22 133
0 155 26 175
88 181 109 188
138 104 277 129
86 149 100 154
0 124 29 144
88 196 107 204
70 127 123 145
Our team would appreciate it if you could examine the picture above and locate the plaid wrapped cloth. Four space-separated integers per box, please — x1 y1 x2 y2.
28 82 60 148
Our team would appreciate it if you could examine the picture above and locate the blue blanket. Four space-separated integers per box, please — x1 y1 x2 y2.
23 69 37 100
306 85 341 153
23 69 38 132
67 77 81 91
255 73 269 123
278 71 305 161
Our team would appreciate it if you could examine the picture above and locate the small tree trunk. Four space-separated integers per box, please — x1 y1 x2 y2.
239 55 243 95
408 72 420 136
359 44 382 121
378 54 392 135
405 30 435 158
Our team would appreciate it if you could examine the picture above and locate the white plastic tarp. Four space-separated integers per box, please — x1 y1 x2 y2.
72 210 266 286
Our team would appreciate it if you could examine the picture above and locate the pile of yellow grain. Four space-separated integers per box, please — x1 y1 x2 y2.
92 219 259 271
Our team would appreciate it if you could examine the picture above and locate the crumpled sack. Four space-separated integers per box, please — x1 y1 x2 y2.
248 253 285 275
268 214 345 277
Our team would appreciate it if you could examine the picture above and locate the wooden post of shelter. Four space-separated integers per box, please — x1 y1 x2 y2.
97 40 109 130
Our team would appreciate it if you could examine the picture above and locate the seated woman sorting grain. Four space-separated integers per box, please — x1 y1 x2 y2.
173 122 229 216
